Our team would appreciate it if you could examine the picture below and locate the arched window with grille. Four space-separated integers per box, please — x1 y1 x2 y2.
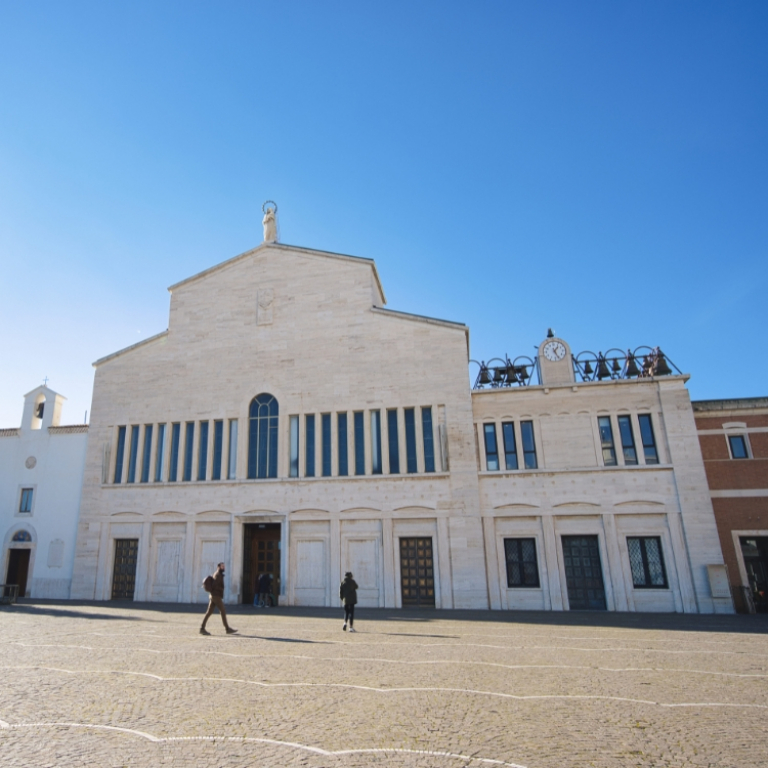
248 394 279 478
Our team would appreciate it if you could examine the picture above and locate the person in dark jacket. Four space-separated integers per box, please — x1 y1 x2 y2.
200 562 237 635
339 571 358 632
257 572 273 607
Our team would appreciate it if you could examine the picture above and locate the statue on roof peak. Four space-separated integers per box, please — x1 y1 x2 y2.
262 201 278 243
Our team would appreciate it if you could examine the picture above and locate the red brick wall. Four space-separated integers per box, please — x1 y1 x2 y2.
711 498 768 585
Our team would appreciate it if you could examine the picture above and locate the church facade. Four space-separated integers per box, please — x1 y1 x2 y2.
69 240 732 613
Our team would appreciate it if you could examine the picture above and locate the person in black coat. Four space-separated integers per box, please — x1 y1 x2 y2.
339 571 358 632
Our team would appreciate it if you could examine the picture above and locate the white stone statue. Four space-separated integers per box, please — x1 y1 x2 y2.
262 203 278 243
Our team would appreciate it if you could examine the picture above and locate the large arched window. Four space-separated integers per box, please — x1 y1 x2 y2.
248 394 279 479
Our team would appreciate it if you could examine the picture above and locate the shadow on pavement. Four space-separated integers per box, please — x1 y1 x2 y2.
7 600 768 634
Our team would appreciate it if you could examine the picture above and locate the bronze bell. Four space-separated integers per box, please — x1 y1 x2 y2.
519 366 530 381
505 366 518 384
583 360 594 376
479 366 491 385
611 358 621 374
493 366 504 383
625 353 640 378
596 354 611 380
653 351 673 376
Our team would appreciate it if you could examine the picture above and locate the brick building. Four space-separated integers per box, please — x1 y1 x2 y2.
693 398 768 612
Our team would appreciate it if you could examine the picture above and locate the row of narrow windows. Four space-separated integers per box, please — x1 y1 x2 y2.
480 413 660 472
112 394 441 484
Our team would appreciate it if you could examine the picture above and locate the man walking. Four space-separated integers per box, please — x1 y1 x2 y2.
339 571 358 632
200 562 237 635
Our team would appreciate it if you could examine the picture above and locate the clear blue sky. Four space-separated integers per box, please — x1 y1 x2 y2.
1 2 766 427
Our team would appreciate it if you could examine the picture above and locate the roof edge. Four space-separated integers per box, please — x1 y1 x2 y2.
93 330 169 367
692 396 768 412
167 242 387 304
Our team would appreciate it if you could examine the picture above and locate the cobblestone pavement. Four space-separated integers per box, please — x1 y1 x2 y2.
1 602 767 768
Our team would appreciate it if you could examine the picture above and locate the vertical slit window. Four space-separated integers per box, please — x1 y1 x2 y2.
422 407 435 473
338 413 349 476
289 416 299 477
627 536 667 588
483 423 499 471
638 414 659 464
617 415 638 465
321 413 332 477
354 412 365 475
183 422 195 481
127 425 140 483
114 426 126 483
140 425 153 483
387 409 400 474
227 419 238 479
169 423 180 482
212 421 223 480
521 421 538 469
197 421 209 481
598 416 617 466
248 394 279 479
502 422 518 470
19 488 33 514
404 408 418 473
305 414 316 477
154 424 166 482
371 410 382 474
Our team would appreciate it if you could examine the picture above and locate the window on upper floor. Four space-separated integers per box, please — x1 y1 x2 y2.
354 412 365 476
617 415 638 465
627 536 668 588
212 421 223 481
322 413 332 477
114 426 127 484
197 421 209 481
521 421 538 469
483 423 499 471
637 414 659 465
338 412 349 477
387 409 400 474
422 407 435 473
19 488 33 514
169 423 181 482
289 415 299 478
598 416 617 466
141 424 153 483
504 538 540 588
728 434 750 460
248 394 278 479
227 419 238 480
155 424 166 482
404 408 418 473
183 422 195 481
305 414 316 477
501 422 518 470
370 410 382 475
127 425 140 483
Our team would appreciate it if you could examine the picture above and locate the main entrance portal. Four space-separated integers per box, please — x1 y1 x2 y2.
243 523 281 605
399 537 436 608
561 535 607 610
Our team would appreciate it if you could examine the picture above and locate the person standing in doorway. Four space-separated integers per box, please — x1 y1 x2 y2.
200 562 237 635
257 572 273 607
339 571 358 632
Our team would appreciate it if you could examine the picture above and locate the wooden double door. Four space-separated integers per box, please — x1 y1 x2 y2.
243 523 281 605
400 537 435 608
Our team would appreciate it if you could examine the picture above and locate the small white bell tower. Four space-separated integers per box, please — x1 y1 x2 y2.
21 385 66 430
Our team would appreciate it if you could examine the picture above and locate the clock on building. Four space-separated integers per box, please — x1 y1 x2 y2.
542 340 567 362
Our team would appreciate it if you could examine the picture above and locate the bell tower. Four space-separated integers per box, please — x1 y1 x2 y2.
21 385 65 430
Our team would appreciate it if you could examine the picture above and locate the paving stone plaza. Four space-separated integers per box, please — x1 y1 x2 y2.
1 602 766 767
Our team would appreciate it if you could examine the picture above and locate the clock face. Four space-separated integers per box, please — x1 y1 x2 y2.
543 340 566 362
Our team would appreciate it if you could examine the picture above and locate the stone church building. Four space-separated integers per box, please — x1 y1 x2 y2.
69 235 732 613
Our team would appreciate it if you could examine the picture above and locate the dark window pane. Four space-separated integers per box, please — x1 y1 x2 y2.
141 425 153 483
502 422 518 470
169 423 180 482
322 413 332 477
404 408 417 473
627 536 667 588
183 422 194 481
338 413 348 476
484 423 499 471
598 416 617 466
305 414 315 477
127 425 140 483
248 394 279 479
422 407 435 473
114 426 126 483
638 414 659 464
212 421 223 480
19 488 33 513
387 409 400 474
197 421 209 481
289 415 299 478
155 424 166 482
504 538 540 587
521 421 538 469
617 415 638 465
371 410 382 474
354 412 365 475
729 435 748 459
